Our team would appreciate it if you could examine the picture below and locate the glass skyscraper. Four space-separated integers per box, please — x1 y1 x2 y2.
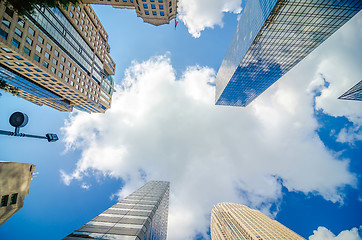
63 181 170 240
338 80 362 101
215 0 362 107
211 203 305 240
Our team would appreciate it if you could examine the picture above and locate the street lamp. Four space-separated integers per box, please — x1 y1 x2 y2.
0 112 58 142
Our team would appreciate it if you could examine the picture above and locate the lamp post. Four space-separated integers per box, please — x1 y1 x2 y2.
0 112 58 142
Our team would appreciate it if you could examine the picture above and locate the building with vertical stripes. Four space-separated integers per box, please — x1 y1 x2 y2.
64 181 170 240
338 80 362 101
211 203 305 240
215 0 362 107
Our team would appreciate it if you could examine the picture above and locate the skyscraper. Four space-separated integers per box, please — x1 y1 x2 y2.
0 3 115 112
82 0 178 26
338 80 362 101
215 0 362 107
0 161 36 226
64 181 170 240
211 203 305 240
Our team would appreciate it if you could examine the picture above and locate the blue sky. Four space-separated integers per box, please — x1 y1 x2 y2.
0 1 362 239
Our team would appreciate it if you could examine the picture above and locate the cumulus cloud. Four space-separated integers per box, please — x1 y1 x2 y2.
309 226 362 240
60 10 362 240
178 0 242 37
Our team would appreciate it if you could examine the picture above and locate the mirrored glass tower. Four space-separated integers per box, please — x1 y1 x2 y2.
338 80 362 101
211 203 305 240
215 0 362 107
64 181 170 240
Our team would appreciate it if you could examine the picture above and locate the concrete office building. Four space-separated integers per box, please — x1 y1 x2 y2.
82 0 177 26
64 181 170 240
0 3 115 112
211 203 305 240
0 161 36 226
215 0 362 107
339 80 362 101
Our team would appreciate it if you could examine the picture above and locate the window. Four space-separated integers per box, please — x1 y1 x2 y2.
12 38 20 48
71 4 75 10
60 64 64 70
43 60 49 68
38 35 44 44
75 19 78 25
67 61 71 67
69 11 74 18
151 4 156 9
44 51 50 59
169 1 171 6
66 69 70 74
145 10 149 15
160 11 164 16
25 37 33 45
14 28 23 37
152 11 157 15
52 58 58 65
2 18 10 28
28 27 35 36
158 0 163 2
10 194 18 205
61 56 65 62
35 45 42 53
169 8 172 13
143 3 148 8
58 72 63 78
0 29 8 39
54 49 59 57
1 195 9 207
23 46 31 55
5 7 14 18
34 54 40 62
51 67 56 73
17 18 25 27
46 43 52 50
159 4 164 9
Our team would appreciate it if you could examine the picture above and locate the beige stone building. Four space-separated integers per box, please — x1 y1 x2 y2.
82 0 178 26
0 161 36 226
0 3 115 112
211 203 305 240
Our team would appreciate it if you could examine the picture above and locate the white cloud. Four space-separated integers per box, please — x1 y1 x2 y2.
60 10 362 240
178 0 242 37
309 226 362 240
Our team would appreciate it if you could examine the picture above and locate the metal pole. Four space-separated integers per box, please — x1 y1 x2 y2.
0 130 47 140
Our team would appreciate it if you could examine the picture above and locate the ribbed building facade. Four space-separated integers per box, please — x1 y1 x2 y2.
215 0 362 107
211 203 305 240
82 0 177 26
64 181 170 240
0 3 115 112
339 80 362 101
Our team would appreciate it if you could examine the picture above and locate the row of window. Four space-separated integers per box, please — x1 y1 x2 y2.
1 193 18 207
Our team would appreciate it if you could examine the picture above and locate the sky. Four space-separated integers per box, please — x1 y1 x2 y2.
0 0 361 239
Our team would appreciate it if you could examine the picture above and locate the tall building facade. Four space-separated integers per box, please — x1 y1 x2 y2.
0 3 115 112
338 80 362 101
215 0 362 107
211 203 305 240
0 161 36 226
64 181 170 240
82 0 177 26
